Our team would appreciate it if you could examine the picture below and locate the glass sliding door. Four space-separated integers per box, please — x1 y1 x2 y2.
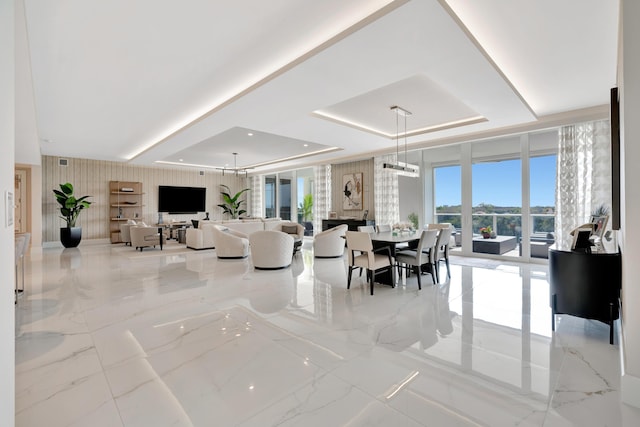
279 172 292 220
296 168 314 236
472 137 522 257
265 175 277 218
527 131 557 260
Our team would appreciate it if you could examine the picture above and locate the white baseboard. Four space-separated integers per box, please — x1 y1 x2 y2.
42 238 111 249
620 311 640 409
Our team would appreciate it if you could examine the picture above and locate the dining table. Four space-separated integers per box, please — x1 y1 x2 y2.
370 230 422 253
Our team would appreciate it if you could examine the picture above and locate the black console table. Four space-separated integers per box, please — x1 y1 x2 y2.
322 219 375 231
549 247 622 344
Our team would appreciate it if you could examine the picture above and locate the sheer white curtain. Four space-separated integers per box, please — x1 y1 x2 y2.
248 175 263 218
313 164 331 234
374 154 400 227
556 120 611 248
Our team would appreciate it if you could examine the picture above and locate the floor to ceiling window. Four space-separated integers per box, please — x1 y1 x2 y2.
265 175 277 218
472 137 522 257
279 172 292 221
296 168 314 236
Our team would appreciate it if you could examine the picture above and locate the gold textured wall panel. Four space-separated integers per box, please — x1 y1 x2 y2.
42 156 248 243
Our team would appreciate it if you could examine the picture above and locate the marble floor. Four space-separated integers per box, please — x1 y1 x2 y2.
15 240 640 426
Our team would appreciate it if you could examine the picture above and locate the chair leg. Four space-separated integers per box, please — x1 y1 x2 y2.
347 267 353 289
434 261 440 283
445 256 451 278
370 269 375 295
416 265 422 290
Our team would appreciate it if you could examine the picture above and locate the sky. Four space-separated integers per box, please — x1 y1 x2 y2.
435 154 556 207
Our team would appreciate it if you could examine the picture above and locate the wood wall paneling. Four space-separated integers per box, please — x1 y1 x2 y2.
42 156 248 242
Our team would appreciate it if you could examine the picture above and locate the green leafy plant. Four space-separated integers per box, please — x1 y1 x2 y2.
408 212 419 230
53 182 92 227
480 225 492 234
217 185 250 219
298 194 313 222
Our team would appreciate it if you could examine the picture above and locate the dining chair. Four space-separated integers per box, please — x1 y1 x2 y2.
376 224 392 233
345 231 394 295
426 224 453 282
357 225 376 233
395 229 438 290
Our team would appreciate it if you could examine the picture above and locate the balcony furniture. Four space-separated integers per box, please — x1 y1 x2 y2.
549 247 622 344
313 224 347 258
346 231 395 295
519 232 555 258
211 225 249 259
472 235 517 255
395 229 439 290
250 230 294 270
322 219 375 232
130 226 164 251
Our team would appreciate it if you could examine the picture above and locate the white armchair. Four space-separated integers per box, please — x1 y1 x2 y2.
313 224 347 258
130 226 163 251
276 221 304 254
186 222 217 250
250 230 294 269
212 225 249 259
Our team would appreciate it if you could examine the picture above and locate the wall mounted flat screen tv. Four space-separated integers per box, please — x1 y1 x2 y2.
158 186 206 214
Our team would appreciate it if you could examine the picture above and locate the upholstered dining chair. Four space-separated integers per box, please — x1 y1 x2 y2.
345 231 394 295
376 224 392 233
395 229 438 290
426 223 453 282
357 225 376 233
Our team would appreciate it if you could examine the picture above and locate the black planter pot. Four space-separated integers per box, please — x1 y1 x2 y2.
60 227 82 248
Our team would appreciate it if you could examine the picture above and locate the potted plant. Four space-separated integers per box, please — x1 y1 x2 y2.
480 226 492 239
298 194 314 235
217 185 250 219
53 182 92 248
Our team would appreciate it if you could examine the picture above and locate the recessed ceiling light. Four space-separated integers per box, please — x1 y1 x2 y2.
247 132 254 136
303 144 309 147
179 159 184 162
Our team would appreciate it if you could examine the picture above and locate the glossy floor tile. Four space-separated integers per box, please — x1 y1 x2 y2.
15 241 640 426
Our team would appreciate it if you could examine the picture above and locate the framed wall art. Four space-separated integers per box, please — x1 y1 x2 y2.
342 172 363 210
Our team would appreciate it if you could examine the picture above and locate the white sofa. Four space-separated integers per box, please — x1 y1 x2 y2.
186 218 284 250
313 224 347 258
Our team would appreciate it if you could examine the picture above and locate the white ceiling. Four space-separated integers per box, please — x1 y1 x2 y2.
18 0 619 172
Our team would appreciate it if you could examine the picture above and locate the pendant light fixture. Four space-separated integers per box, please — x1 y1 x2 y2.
383 105 419 177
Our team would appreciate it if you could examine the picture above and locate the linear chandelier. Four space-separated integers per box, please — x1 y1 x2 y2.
383 106 419 177
218 152 251 177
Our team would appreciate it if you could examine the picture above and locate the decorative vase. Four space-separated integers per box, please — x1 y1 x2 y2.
490 231 497 239
60 227 82 248
482 232 491 239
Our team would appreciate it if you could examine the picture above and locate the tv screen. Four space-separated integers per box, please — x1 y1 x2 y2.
158 186 206 214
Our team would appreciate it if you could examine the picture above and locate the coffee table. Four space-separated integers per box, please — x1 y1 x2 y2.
472 235 517 255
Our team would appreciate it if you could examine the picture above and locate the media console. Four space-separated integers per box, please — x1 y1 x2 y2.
549 247 622 344
322 219 375 232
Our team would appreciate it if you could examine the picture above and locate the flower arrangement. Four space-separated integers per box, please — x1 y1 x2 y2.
393 222 415 233
480 226 492 238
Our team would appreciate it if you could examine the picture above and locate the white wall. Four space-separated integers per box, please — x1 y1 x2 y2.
0 1 16 426
620 0 640 408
